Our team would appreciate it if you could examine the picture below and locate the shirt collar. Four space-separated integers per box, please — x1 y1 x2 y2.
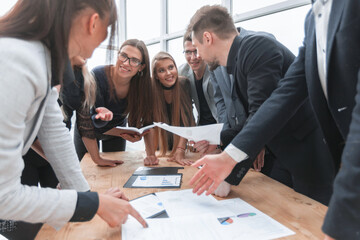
226 35 242 74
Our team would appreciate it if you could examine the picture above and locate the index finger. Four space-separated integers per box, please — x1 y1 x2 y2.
189 167 205 186
129 207 148 228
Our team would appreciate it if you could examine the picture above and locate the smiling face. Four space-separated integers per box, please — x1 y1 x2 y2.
184 40 205 72
155 59 178 88
115 45 144 78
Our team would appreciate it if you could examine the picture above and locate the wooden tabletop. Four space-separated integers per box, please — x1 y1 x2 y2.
36 151 327 240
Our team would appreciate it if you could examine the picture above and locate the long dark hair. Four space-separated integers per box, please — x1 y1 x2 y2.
108 39 153 128
125 39 153 128
0 0 117 86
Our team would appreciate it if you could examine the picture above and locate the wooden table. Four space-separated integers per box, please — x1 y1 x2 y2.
36 151 328 240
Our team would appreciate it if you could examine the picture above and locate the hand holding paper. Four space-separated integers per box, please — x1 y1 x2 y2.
153 122 223 145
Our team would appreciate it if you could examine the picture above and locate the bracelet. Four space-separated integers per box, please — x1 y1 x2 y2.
176 146 186 151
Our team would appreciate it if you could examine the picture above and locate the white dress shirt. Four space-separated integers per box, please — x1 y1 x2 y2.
313 0 333 99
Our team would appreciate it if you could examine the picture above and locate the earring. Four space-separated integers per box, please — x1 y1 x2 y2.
138 71 143 77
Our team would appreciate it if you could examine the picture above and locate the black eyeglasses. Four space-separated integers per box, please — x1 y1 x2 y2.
183 49 197 57
118 53 142 67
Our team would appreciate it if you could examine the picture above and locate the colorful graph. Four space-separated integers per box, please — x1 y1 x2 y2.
237 213 256 218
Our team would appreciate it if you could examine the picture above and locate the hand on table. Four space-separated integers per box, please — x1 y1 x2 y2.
253 148 265 172
95 107 113 121
144 155 159 166
189 151 237 196
167 149 193 166
93 156 123 167
97 193 147 228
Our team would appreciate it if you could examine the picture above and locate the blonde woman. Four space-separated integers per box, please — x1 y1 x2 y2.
151 52 195 166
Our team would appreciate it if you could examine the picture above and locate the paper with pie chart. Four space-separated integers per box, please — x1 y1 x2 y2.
123 190 295 240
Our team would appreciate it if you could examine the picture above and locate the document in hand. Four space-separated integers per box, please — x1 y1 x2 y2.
103 124 155 137
153 122 223 144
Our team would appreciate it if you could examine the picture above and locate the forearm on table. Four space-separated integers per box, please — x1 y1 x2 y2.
82 137 101 161
144 130 156 156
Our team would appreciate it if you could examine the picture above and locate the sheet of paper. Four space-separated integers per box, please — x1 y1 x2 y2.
125 190 294 240
153 122 223 144
215 198 295 240
132 175 181 187
155 189 232 218
130 194 165 219
122 213 223 240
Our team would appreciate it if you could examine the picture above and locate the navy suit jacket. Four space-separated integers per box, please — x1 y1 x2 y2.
229 0 360 238
225 29 333 185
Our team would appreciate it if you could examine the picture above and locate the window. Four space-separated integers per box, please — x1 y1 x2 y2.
87 47 117 71
233 0 287 14
147 43 161 64
168 0 221 34
0 0 16 16
167 38 186 67
126 0 161 40
236 5 311 55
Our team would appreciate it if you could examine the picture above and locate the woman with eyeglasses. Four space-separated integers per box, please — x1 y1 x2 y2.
151 52 195 166
0 0 147 238
74 39 158 166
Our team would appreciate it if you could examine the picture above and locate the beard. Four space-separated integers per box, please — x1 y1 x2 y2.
207 60 220 71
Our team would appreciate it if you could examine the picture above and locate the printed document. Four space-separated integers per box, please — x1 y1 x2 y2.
153 122 223 144
129 194 165 219
132 175 181 187
123 189 295 240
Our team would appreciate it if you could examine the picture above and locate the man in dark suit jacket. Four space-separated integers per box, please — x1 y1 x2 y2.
188 5 335 205
190 1 360 238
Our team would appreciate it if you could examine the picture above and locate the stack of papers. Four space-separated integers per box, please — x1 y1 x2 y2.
123 189 295 240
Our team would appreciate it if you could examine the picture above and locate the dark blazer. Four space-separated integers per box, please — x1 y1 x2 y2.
225 30 334 190
229 0 360 238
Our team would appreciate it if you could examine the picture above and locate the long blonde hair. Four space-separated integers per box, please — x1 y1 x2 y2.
82 64 97 109
151 52 194 156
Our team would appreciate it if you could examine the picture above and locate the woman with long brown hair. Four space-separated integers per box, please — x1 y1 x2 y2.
0 0 146 238
74 39 158 166
151 52 195 165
